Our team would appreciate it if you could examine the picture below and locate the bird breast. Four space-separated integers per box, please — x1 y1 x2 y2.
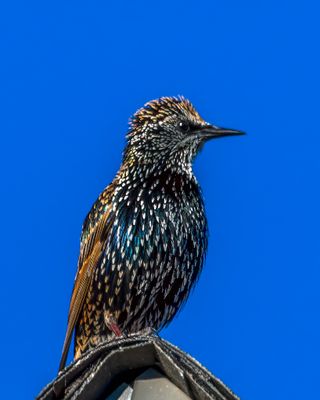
93 170 208 331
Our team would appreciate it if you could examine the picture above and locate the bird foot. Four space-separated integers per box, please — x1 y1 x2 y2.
139 327 160 338
104 312 122 337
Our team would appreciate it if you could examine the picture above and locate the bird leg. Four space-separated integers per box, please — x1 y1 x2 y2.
139 327 160 338
104 312 122 337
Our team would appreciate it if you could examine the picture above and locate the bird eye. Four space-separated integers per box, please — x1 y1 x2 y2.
178 121 190 133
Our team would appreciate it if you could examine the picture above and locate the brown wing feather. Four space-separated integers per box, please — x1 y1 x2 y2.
58 207 111 371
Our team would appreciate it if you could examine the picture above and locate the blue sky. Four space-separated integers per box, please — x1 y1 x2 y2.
1 1 320 399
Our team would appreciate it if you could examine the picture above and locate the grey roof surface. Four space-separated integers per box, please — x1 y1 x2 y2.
37 334 239 400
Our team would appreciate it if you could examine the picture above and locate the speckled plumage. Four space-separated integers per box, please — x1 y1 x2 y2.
59 96 244 371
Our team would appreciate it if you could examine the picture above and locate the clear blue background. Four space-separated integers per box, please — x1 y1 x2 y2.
1 1 319 399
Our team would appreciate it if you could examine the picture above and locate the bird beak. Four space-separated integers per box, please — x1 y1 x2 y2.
198 125 245 140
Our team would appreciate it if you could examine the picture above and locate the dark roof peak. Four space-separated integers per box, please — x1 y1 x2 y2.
37 334 239 400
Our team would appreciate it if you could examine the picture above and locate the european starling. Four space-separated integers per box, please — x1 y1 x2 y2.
59 96 244 371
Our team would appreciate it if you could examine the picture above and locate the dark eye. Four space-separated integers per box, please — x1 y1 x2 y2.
178 121 190 133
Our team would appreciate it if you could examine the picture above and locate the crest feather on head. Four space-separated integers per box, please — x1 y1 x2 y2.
129 96 204 129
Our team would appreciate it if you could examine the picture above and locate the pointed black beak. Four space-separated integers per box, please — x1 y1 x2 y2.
198 125 245 140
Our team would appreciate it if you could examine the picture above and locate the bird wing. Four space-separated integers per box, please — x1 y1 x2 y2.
58 197 112 371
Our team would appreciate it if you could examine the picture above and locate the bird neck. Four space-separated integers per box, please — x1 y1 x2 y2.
118 157 196 187
122 144 197 181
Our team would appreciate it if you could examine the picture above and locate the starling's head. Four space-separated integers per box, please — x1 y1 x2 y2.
124 96 244 173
